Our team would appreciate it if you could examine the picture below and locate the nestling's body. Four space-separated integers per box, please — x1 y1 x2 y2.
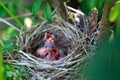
36 33 59 60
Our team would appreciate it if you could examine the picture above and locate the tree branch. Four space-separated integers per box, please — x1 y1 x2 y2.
98 0 117 45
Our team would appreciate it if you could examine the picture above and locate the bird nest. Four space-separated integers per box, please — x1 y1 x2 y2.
4 8 99 80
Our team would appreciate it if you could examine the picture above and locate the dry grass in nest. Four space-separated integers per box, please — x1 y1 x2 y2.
3 10 99 80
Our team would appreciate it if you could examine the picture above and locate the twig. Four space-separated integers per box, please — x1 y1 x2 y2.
67 6 84 15
2 13 32 22
0 18 20 32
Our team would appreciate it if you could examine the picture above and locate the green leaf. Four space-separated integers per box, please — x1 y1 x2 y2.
2 44 19 52
13 77 19 80
2 39 11 46
0 1 23 28
0 6 6 17
5 64 11 71
80 0 90 14
82 40 120 80
32 0 43 15
8 2 16 15
6 71 12 78
80 0 97 15
44 3 52 22
96 0 104 9
88 0 97 9
109 1 120 22
2 35 17 46
2 27 19 44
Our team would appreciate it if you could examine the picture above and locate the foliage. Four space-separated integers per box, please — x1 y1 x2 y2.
0 0 120 80
1 27 19 50
4 63 27 80
0 1 23 28
0 6 6 17
81 0 120 80
82 40 120 80
0 32 27 80
109 1 120 22
0 0 53 79
0 27 20 80
32 0 52 22
32 0 43 16
0 44 5 80
43 3 52 22
79 0 112 17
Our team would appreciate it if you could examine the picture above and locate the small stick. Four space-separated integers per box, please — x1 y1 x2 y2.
0 18 20 32
67 6 84 15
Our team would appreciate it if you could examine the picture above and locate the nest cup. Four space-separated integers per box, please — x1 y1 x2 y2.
12 10 98 79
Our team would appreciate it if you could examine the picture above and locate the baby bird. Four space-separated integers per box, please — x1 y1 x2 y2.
36 33 58 60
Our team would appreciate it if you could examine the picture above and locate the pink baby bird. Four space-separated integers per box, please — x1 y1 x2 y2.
36 33 58 60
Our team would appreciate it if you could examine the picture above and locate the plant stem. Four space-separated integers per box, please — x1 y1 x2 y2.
0 45 5 80
0 18 20 32
0 1 24 28
97 0 117 45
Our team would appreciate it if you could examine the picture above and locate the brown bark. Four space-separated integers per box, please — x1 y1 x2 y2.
98 0 117 45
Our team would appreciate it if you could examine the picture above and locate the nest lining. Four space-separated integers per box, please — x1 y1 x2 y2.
4 10 99 80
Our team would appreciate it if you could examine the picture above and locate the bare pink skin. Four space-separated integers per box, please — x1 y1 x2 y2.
36 47 49 58
36 34 55 60
36 33 62 60
36 47 56 60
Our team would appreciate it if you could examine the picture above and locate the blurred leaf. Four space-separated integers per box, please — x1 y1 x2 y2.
0 6 6 17
0 1 23 27
5 64 11 71
88 0 97 9
2 27 19 39
44 3 52 22
2 35 18 47
32 0 43 15
14 0 32 11
19 3 32 11
2 38 11 45
8 2 16 15
109 1 120 22
4 63 27 80
13 77 19 80
80 0 96 15
82 40 120 80
6 71 12 78
96 0 104 9
0 44 4 80
2 44 19 52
